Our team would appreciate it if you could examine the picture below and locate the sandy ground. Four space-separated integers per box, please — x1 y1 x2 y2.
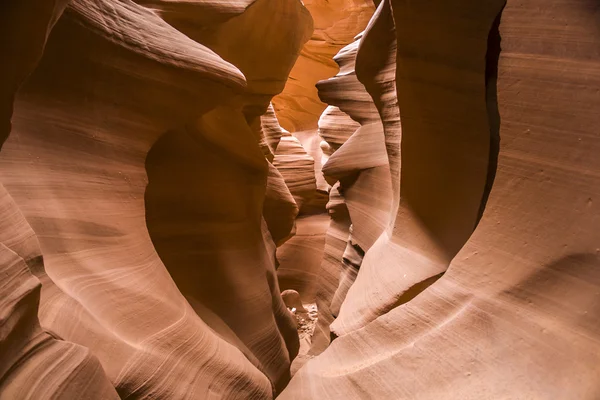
290 303 318 357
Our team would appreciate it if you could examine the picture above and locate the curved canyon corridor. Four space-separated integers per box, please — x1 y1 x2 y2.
1 0 600 399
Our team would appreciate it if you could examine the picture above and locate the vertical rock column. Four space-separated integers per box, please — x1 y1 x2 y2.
331 0 503 336
305 23 396 358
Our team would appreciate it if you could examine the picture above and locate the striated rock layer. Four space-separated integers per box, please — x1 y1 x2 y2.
1 0 311 398
0 2 118 398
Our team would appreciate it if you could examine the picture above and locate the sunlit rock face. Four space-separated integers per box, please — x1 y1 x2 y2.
2 0 600 399
272 0 376 133
297 22 395 362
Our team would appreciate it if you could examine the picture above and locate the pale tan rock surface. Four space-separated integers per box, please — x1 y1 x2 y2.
305 183 351 357
281 289 307 313
0 184 119 400
261 103 286 162
273 132 318 214
330 0 499 337
318 106 360 154
292 129 330 209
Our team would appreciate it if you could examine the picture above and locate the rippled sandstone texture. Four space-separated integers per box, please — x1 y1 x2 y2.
2 0 600 399
281 0 600 398
1 0 311 398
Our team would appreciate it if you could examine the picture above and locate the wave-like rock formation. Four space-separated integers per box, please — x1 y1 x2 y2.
2 0 600 398
1 2 118 398
1 0 311 398
281 0 600 397
265 2 381 315
273 132 317 214
299 23 396 360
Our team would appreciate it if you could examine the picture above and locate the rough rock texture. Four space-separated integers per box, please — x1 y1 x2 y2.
281 0 600 398
281 290 318 361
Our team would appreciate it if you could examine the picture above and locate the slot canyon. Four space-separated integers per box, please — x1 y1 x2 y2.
1 0 600 398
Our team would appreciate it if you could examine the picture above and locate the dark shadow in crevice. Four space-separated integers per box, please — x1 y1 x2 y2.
404 5 506 309
477 6 505 225
390 272 445 311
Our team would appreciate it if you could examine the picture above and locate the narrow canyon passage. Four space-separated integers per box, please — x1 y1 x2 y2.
1 0 600 399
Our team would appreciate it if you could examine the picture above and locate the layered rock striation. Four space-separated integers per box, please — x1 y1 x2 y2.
2 0 600 399
1 0 312 398
281 0 600 398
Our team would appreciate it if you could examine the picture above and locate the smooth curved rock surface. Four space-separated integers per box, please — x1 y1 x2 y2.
1 0 310 397
0 0 71 148
281 0 600 397
277 214 330 303
318 106 360 154
331 0 499 337
0 184 119 400
273 132 318 214
261 105 300 246
303 13 395 356
1 2 118 398
2 0 600 398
